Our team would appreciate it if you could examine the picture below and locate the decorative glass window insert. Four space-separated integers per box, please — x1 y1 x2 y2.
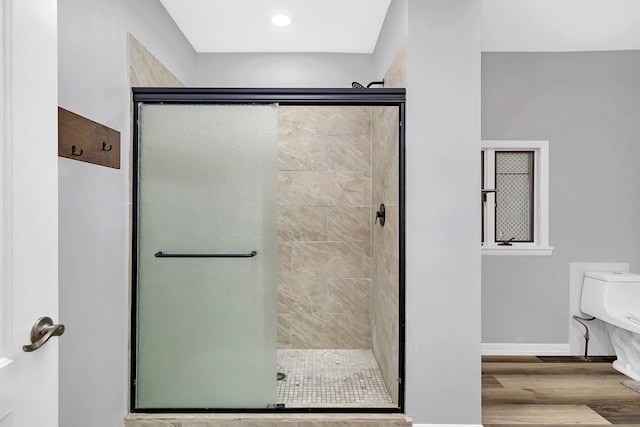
495 151 534 242
481 141 552 255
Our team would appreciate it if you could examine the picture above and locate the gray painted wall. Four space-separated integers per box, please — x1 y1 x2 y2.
58 1 196 426
405 0 482 424
482 51 640 344
196 53 375 88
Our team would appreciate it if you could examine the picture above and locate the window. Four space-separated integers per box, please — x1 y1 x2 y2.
481 140 552 255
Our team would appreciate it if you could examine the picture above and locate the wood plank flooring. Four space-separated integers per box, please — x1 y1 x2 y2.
482 356 640 426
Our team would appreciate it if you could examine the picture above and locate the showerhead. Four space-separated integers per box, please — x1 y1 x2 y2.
351 80 385 89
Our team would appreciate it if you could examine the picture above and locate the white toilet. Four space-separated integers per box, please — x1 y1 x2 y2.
581 271 640 380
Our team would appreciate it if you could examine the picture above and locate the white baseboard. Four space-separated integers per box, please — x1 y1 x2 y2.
482 343 570 356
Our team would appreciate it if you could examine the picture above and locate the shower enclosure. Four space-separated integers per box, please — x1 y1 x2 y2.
131 88 405 413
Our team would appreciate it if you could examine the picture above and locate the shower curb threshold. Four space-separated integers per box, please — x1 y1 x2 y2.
124 412 411 426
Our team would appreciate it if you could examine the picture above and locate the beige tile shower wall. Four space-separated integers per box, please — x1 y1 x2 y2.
370 41 405 403
129 34 184 87
277 106 373 349
371 106 400 403
382 39 406 90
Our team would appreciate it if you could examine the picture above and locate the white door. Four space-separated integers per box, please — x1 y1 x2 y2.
0 0 59 426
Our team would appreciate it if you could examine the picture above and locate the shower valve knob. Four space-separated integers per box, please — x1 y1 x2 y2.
375 203 386 226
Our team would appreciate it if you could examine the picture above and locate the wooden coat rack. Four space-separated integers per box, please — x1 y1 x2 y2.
58 107 120 169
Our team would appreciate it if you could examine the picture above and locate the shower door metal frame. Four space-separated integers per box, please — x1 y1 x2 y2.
131 88 406 414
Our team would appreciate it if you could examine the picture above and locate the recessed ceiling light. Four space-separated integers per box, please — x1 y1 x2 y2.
271 14 292 27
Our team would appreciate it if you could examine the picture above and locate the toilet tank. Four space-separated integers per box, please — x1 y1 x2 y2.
581 271 640 334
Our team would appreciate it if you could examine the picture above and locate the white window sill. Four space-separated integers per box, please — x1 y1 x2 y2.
482 245 554 256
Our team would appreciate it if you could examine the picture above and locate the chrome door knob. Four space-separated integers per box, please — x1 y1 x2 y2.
22 316 65 352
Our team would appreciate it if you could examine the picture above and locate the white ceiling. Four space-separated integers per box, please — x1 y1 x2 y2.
159 0 392 53
161 0 640 54
482 0 640 52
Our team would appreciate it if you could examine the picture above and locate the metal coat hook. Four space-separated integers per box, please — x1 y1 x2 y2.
102 141 112 151
71 145 83 156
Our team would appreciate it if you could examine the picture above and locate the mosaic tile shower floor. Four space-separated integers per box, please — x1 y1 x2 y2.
276 349 395 408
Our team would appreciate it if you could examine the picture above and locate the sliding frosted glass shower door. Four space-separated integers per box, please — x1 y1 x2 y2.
135 104 278 409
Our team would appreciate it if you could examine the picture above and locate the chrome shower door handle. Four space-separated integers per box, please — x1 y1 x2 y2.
22 316 65 352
